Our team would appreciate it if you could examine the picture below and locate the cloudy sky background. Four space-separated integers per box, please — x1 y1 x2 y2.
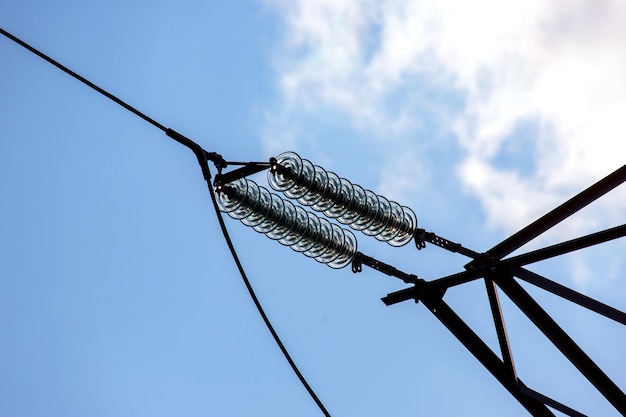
265 0 626 288
268 0 626 230
2 1 625 416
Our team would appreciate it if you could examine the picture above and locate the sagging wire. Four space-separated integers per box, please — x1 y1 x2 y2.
205 163 332 417
0 27 331 417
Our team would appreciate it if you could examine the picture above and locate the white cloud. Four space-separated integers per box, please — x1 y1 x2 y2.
265 0 626 241
376 151 430 205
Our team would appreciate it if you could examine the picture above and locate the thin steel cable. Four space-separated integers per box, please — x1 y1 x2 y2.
0 27 166 132
204 163 332 417
1 27 332 417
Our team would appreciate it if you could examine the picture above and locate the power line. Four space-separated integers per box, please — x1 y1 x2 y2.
1 27 331 417
206 170 332 417
0 27 166 132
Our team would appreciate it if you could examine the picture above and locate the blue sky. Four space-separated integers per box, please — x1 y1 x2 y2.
2 1 626 416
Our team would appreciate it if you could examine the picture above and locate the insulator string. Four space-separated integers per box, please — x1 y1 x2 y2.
268 152 418 247
216 178 357 269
